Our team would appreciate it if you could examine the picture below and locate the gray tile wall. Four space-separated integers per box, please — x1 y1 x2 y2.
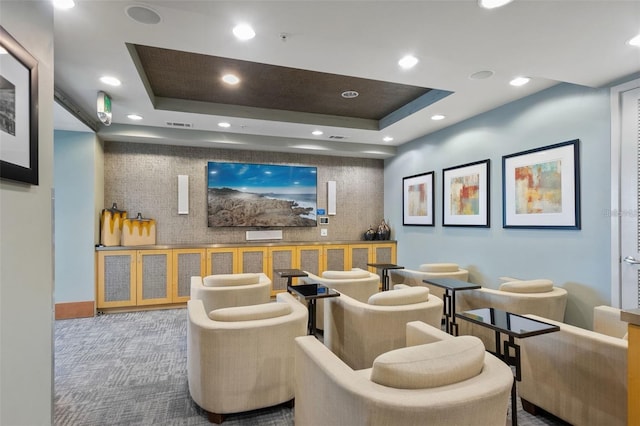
103 142 386 244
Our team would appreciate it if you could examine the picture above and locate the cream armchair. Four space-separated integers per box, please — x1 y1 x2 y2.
455 278 567 349
456 278 567 319
324 286 444 369
518 306 628 426
297 268 379 330
190 272 271 313
389 263 469 302
295 321 513 426
187 292 307 424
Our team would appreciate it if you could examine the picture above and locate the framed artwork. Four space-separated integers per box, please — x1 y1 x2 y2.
442 159 490 227
502 139 580 229
403 171 434 226
0 25 39 185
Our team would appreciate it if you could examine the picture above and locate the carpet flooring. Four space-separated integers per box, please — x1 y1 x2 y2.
54 308 567 425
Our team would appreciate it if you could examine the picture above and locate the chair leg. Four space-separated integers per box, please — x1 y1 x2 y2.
206 411 224 424
520 398 539 416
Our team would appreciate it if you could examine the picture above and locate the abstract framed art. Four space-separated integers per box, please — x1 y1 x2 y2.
502 139 580 229
442 159 490 227
403 171 434 226
0 25 39 185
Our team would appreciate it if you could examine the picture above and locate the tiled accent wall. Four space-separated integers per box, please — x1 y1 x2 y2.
103 142 385 244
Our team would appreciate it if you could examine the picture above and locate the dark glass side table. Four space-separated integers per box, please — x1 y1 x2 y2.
456 308 560 426
287 283 340 336
367 263 404 291
274 268 308 289
422 277 481 335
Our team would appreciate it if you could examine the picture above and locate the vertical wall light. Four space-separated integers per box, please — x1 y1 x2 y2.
327 181 337 215
178 175 189 214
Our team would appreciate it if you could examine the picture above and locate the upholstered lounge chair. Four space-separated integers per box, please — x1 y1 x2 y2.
187 292 307 424
455 278 567 349
297 268 379 330
389 262 469 302
190 272 271 312
517 306 628 426
324 286 444 369
295 321 513 426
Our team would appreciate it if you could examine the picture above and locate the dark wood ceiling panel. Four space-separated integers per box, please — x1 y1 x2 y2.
133 44 432 121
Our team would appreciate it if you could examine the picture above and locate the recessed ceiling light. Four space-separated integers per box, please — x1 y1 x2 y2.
100 76 121 86
628 34 640 47
383 136 394 142
431 114 446 121
218 122 231 128
222 74 240 85
53 0 75 10
312 130 323 136
510 77 531 87
341 90 359 99
398 55 419 69
469 70 494 80
233 24 256 41
478 0 514 9
127 114 143 121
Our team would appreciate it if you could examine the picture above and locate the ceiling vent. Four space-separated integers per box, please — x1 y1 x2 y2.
329 135 347 140
165 121 193 129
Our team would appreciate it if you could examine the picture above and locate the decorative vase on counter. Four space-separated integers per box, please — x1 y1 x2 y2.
100 202 127 247
363 225 376 241
377 219 391 240
122 212 157 246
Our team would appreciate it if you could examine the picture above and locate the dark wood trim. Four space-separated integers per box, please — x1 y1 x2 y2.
55 301 95 320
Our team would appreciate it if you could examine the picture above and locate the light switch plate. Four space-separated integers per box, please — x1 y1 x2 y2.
320 228 328 236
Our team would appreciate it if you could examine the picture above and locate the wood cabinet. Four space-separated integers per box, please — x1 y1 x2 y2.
97 248 202 309
96 241 395 311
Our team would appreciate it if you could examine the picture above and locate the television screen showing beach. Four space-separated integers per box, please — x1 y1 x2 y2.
207 161 317 227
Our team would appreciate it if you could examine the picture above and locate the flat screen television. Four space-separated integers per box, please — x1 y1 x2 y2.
207 161 317 227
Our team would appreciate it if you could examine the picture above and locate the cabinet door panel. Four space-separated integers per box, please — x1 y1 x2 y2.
297 246 322 276
137 250 172 306
207 248 237 275
324 245 348 271
97 251 136 308
269 247 297 292
349 244 373 271
173 249 205 303
238 247 269 274
373 243 397 264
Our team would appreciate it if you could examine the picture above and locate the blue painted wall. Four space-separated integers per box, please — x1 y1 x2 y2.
54 130 98 303
384 82 611 328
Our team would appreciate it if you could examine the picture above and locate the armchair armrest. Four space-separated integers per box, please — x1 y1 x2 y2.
405 320 453 346
593 305 628 338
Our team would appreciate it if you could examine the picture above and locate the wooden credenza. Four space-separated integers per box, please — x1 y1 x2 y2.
96 241 396 311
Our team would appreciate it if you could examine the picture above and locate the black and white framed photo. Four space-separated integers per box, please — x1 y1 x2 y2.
0 25 38 185
502 139 580 229
442 159 490 227
403 171 434 226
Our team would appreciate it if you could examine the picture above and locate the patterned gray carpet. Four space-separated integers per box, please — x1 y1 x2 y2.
54 308 565 425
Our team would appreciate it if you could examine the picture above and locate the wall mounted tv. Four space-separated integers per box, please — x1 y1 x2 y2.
207 161 317 227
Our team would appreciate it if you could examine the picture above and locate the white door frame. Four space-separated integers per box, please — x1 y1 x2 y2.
610 78 640 308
